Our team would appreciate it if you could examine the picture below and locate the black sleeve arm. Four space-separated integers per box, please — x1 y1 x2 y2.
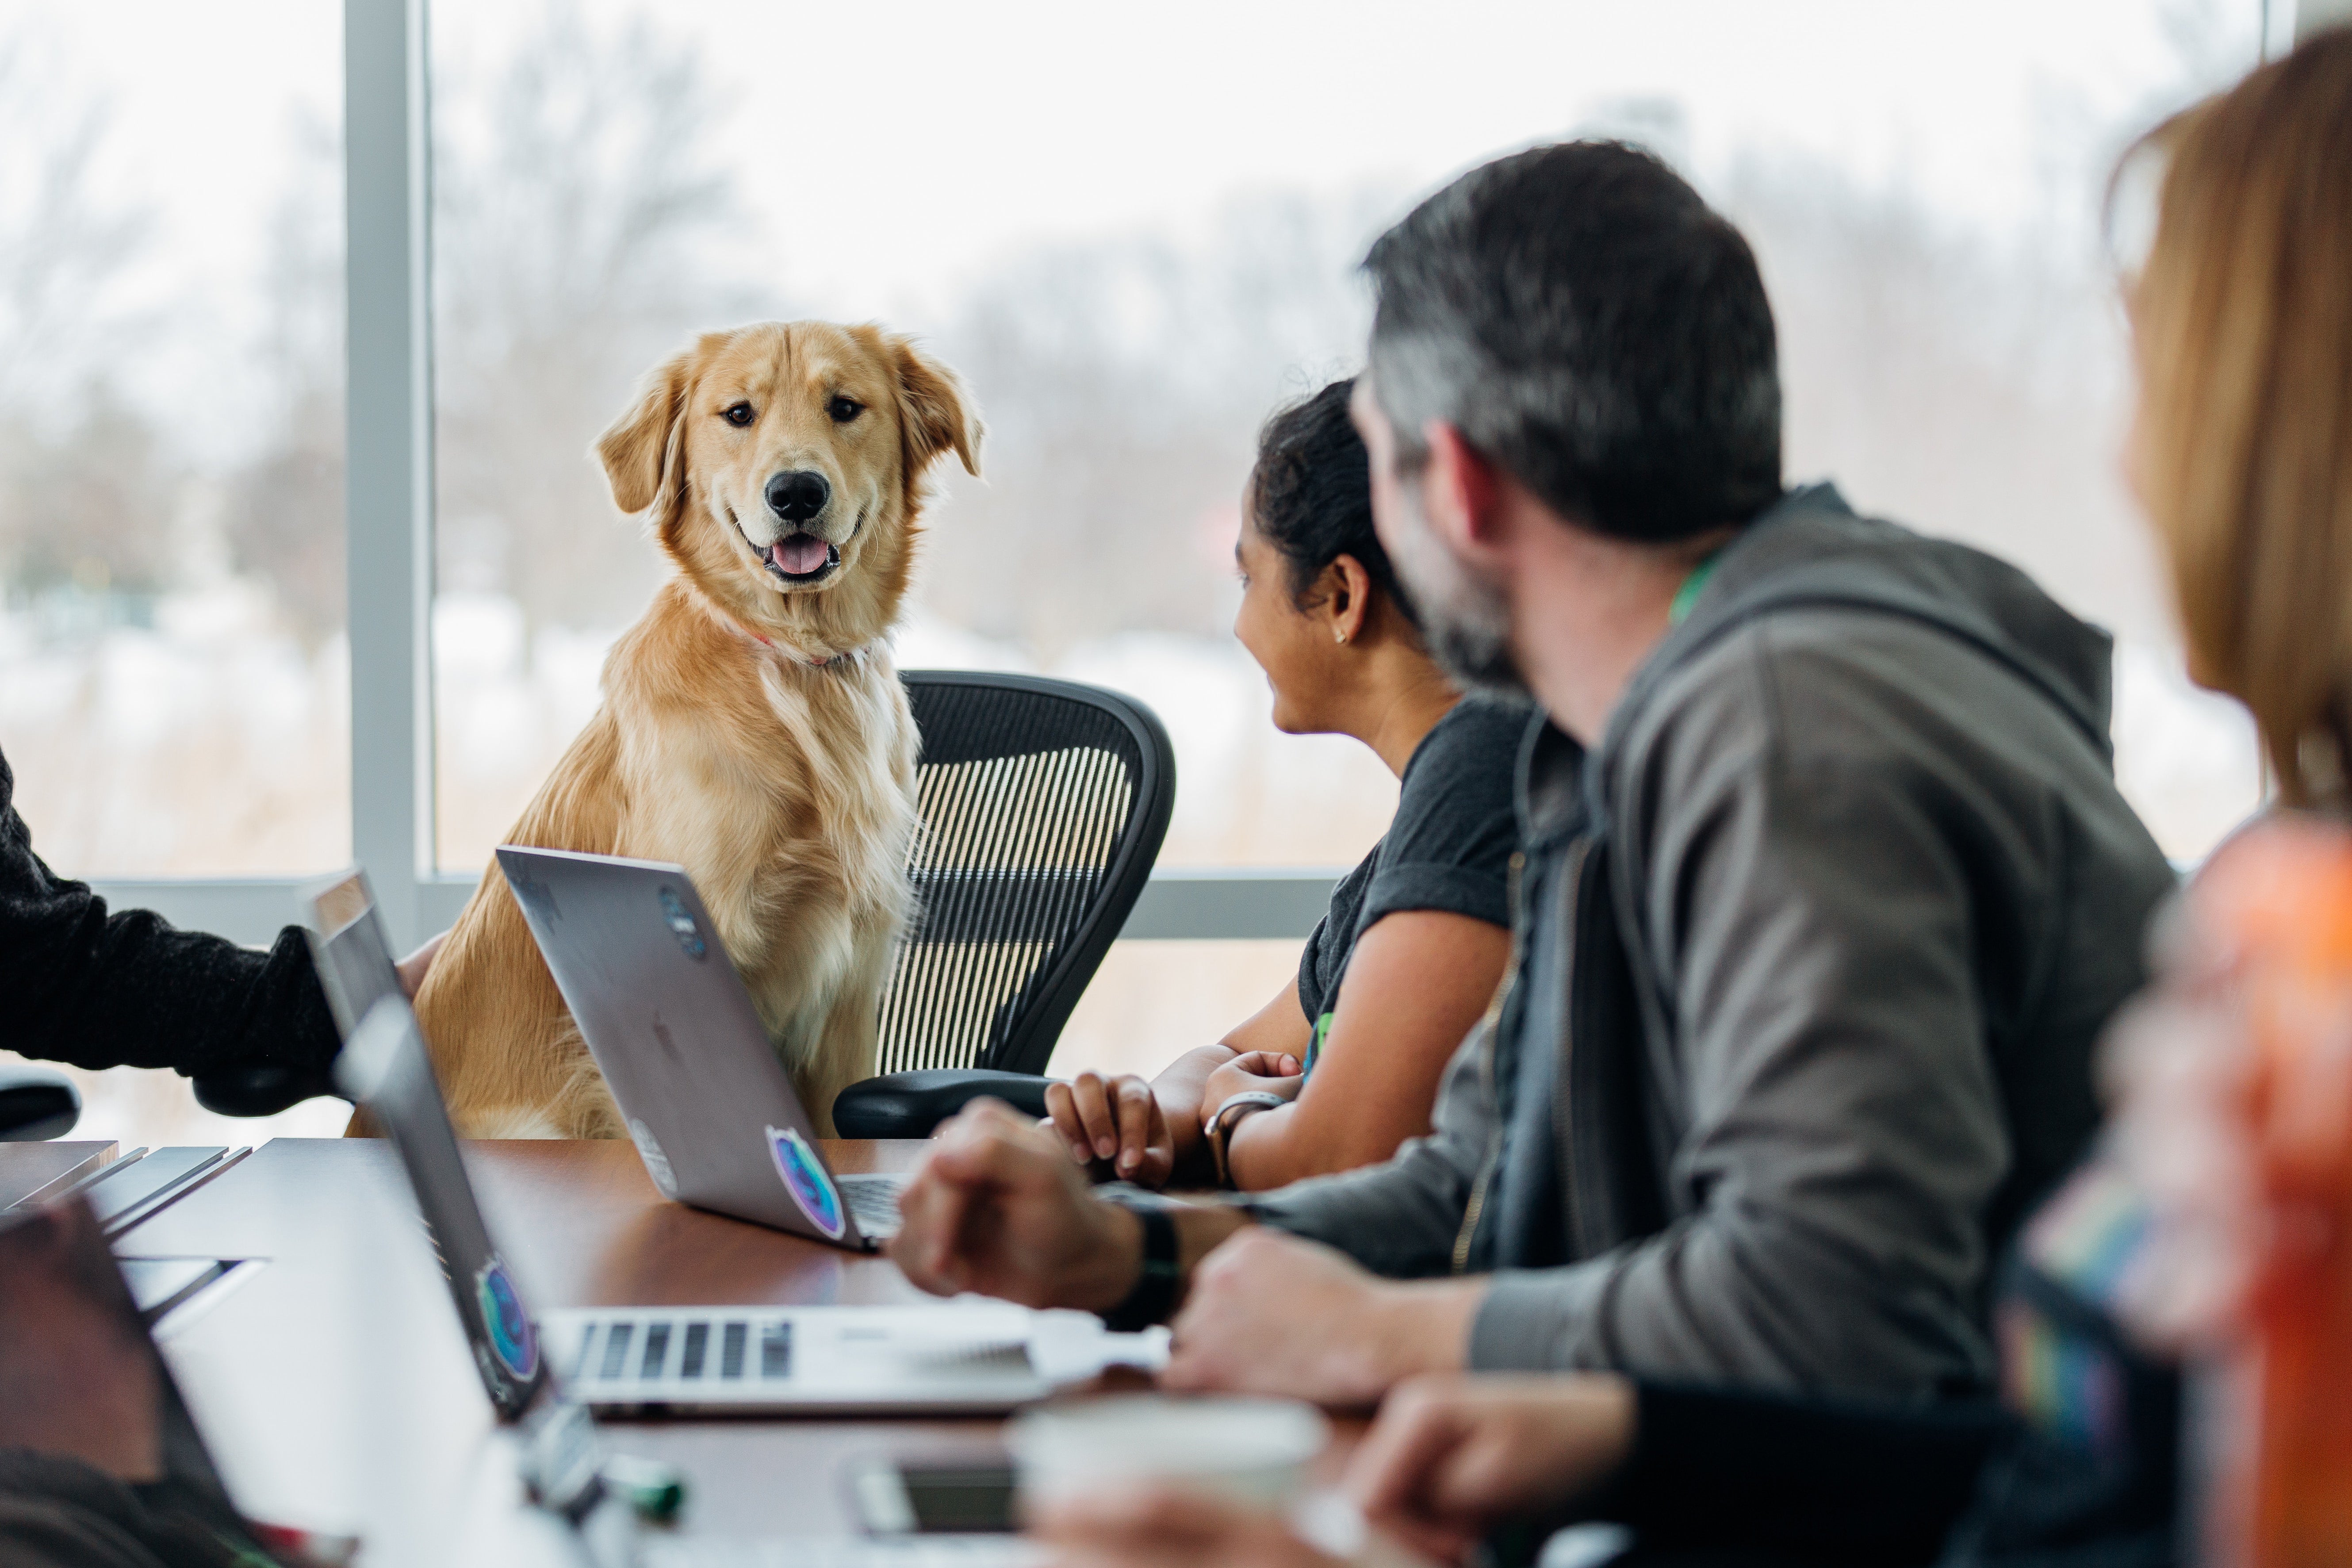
1 791 340 1081
1584 1382 2011 1565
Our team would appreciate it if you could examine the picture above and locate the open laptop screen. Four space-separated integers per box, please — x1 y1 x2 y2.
335 997 551 1423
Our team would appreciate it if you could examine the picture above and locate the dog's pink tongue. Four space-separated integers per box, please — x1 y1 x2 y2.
771 535 830 575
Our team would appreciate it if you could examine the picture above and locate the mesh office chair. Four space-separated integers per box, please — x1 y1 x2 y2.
830 670 1175 1138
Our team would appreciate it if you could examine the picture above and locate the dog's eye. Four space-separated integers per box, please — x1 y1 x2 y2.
722 402 755 428
827 395 864 424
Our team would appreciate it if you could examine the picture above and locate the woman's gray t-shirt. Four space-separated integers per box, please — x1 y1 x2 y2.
1296 696 1531 1067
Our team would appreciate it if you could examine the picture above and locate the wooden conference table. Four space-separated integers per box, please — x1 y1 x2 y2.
3 1136 1060 1566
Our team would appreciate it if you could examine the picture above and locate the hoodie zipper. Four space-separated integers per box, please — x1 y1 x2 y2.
1550 837 1594 1258
1452 849 1527 1275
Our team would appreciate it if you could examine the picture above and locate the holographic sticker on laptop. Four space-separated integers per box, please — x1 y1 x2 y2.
657 886 707 960
766 1124 846 1240
475 1254 540 1380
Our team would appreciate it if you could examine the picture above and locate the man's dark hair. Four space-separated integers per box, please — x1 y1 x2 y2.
1249 377 1420 629
1364 140 1784 543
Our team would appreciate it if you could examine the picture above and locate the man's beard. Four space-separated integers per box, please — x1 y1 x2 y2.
1385 489 1529 701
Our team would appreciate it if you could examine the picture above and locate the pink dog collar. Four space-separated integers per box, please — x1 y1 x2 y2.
711 606 854 669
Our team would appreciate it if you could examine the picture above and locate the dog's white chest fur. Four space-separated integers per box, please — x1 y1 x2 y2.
652 652 918 1104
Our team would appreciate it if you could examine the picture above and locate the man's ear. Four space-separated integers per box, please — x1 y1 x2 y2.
594 346 697 515
890 334 984 479
1421 421 1504 555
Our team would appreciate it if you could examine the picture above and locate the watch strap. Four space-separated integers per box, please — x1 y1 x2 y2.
1099 1197 1180 1333
1208 1090 1292 1188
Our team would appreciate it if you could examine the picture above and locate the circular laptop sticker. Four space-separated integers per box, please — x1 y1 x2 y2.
766 1124 846 1240
475 1255 540 1381
628 1117 678 1199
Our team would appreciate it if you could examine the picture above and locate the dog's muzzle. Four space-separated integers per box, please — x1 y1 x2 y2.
755 469 841 584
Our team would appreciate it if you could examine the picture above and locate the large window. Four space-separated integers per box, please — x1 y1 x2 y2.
0 2 350 1145
0 5 348 874
8 0 2277 1144
425 0 2269 1082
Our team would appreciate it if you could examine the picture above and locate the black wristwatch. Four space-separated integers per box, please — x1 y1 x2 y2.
1099 1199 1180 1333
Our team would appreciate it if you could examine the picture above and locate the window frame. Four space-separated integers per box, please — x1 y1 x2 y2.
85 0 1333 952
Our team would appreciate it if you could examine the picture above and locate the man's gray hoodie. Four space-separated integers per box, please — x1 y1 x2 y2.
1245 485 2179 1399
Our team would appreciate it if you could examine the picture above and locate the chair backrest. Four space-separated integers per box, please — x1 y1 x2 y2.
876 671 1176 1077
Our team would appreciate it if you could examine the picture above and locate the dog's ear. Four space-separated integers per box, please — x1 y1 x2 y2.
595 346 697 515
890 335 984 479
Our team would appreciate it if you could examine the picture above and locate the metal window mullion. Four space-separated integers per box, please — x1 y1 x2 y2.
343 0 437 951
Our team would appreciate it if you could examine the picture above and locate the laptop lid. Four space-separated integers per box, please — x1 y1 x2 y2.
300 867 404 1041
492 846 863 1249
333 997 551 1423
300 871 548 1415
0 1196 234 1509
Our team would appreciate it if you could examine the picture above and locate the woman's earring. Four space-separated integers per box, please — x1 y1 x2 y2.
1335 630 1348 645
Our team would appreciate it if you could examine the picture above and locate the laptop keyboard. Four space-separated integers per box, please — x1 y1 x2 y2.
839 1174 904 1240
571 1317 793 1385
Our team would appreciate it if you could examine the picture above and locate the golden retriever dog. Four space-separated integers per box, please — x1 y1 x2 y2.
397 321 981 1139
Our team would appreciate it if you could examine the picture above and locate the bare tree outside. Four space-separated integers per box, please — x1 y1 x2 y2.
0 26 171 607
218 119 347 652
431 1 775 638
919 186 1394 660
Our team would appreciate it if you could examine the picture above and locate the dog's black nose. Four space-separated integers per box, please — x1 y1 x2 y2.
765 470 831 524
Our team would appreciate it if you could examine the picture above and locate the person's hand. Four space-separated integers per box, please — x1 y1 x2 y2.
1199 1051 1306 1130
396 929 448 1000
1047 1070 1176 1187
1162 1228 1479 1405
1346 1374 1637 1563
1028 1485 1347 1568
885 1098 1143 1311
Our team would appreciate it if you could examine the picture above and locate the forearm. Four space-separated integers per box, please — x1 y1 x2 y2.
1221 1101 1372 1191
1172 1203 1256 1283
1224 1073 1443 1191
1365 1277 1485 1381
0 848 338 1077
1234 910 1503 1192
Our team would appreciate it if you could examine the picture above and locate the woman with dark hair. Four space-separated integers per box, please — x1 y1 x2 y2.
1045 377 1527 1192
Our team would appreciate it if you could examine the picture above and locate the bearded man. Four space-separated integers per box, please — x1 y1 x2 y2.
883 140 2177 1404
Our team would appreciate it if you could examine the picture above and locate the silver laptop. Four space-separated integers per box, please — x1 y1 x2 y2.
492 845 905 1253
303 870 1052 1418
302 866 409 1039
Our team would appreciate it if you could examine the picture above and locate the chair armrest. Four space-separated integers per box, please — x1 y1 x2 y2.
831 1070 1057 1139
0 1066 80 1142
191 1065 339 1119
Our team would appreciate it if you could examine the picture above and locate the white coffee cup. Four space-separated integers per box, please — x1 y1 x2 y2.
1008 1394 1330 1510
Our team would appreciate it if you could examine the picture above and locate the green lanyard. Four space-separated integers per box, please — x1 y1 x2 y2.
1669 553 1721 627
